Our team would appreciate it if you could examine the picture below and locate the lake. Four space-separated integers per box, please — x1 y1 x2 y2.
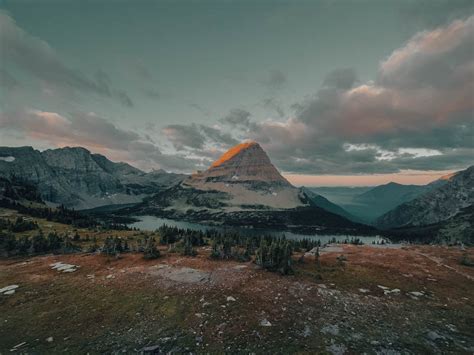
129 215 385 244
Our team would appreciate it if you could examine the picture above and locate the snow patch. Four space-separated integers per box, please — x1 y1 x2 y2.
0 156 15 162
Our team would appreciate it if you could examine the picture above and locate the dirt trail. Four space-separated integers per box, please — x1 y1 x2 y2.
415 251 474 281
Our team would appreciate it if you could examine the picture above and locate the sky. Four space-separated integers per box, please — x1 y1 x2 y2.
0 0 473 186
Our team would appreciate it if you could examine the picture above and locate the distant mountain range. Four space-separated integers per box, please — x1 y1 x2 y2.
0 143 472 242
310 180 446 223
377 166 473 229
0 146 184 209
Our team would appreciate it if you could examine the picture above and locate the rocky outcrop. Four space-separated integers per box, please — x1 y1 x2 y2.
0 146 185 209
377 166 474 229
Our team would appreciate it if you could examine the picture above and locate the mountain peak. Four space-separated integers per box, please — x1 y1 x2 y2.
188 141 291 186
210 141 259 168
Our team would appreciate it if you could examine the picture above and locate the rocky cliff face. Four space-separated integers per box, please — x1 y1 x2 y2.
377 166 474 229
190 141 291 185
0 146 185 209
181 141 303 210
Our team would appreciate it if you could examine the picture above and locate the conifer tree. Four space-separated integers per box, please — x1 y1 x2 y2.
143 237 160 259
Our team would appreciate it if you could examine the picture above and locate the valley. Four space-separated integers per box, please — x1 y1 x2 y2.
0 208 473 354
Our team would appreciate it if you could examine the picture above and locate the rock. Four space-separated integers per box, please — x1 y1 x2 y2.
303 325 312 337
11 342 27 350
46 337 53 342
427 331 445 341
50 262 78 273
326 343 347 355
446 324 458 332
142 344 160 353
260 319 272 327
321 324 339 336
0 285 19 295
226 296 236 302
358 288 370 293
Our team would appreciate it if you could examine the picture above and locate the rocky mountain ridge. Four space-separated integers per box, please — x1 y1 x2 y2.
377 165 474 229
0 146 185 209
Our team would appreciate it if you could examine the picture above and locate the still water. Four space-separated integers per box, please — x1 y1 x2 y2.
129 215 384 244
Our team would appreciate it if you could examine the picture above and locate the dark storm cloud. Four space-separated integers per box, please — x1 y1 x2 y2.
0 11 133 107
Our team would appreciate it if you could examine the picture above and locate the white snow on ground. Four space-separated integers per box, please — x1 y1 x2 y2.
50 262 79 273
0 156 15 162
0 285 19 295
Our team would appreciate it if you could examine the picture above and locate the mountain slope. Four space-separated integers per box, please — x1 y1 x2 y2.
183 141 303 210
0 146 185 209
300 187 360 222
349 182 436 221
377 166 474 229
131 141 371 233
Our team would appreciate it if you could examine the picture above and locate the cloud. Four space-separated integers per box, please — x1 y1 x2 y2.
245 16 474 174
220 108 253 128
127 141 202 171
262 98 285 117
401 0 474 28
0 11 133 107
260 69 287 90
189 103 211 117
199 125 239 147
0 108 203 172
0 69 20 90
162 124 206 150
162 123 239 152
142 88 161 99
322 67 358 89
0 109 139 151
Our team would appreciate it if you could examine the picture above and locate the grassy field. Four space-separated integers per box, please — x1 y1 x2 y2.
1 208 473 354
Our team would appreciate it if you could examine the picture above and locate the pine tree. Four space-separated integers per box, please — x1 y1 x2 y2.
182 235 197 256
143 237 160 259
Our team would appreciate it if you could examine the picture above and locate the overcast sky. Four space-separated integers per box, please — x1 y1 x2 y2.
0 0 473 185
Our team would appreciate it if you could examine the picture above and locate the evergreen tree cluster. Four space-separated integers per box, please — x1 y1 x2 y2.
0 216 38 233
0 199 131 231
157 224 205 246
0 230 78 256
255 238 293 275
